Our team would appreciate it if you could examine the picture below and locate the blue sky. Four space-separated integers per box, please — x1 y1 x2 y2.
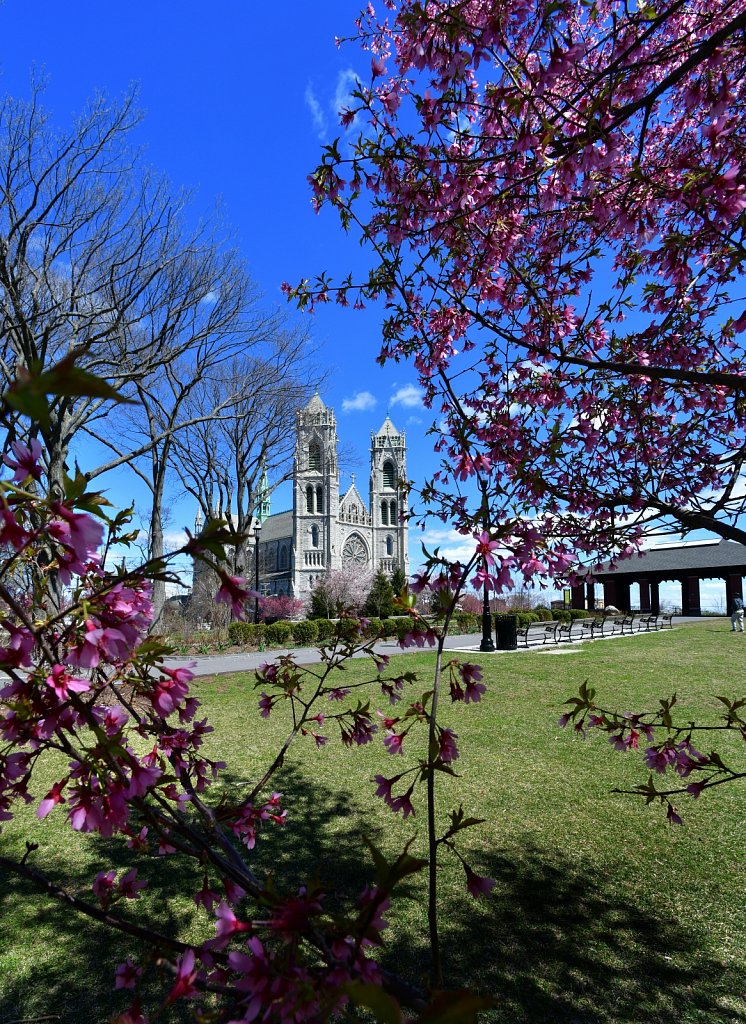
0 1 462 575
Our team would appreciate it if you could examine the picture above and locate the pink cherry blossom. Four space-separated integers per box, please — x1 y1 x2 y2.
3 438 43 483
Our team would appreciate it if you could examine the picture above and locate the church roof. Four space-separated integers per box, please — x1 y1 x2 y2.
256 510 292 543
376 416 400 437
340 479 368 512
304 392 327 414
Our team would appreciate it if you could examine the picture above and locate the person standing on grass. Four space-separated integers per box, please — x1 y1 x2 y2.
731 596 744 633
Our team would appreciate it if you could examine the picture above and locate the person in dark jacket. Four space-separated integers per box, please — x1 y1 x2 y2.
731 595 744 633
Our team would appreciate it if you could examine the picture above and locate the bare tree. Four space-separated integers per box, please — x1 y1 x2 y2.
81 300 291 622
168 323 319 580
0 85 248 503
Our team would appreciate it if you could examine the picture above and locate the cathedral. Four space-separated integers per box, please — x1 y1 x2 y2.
224 393 409 600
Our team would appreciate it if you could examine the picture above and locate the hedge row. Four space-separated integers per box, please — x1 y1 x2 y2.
494 608 590 628
227 616 416 648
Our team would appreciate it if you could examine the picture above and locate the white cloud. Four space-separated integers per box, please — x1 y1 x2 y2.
391 384 423 408
417 526 476 567
333 69 360 130
305 84 327 139
199 290 218 306
406 415 423 426
342 390 377 413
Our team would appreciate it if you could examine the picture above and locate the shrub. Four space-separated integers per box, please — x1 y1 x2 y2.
364 617 383 638
291 619 318 645
551 610 571 623
265 620 292 646
455 612 479 633
532 606 553 621
315 618 336 642
228 621 255 645
514 612 539 629
568 608 589 620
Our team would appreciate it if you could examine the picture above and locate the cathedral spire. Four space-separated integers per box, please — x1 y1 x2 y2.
257 463 271 523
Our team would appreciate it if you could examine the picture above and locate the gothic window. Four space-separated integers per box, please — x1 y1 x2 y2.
311 525 319 548
389 499 397 523
316 486 323 513
279 545 288 570
380 500 388 526
306 485 314 513
383 460 396 489
265 547 276 571
309 442 321 472
386 535 394 556
342 534 368 567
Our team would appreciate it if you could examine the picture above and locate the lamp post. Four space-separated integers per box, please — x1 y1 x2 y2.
479 563 495 652
254 520 262 624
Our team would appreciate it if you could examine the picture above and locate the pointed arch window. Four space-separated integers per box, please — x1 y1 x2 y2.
279 545 288 570
309 443 321 472
383 460 395 489
316 486 323 513
311 525 320 548
389 500 396 524
386 535 394 556
306 485 314 513
380 500 388 526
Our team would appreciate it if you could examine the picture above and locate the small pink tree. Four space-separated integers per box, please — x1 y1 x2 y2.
0 365 494 1019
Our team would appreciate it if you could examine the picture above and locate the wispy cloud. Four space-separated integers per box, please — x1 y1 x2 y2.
342 390 377 413
406 415 423 426
391 384 423 408
333 69 360 131
305 83 327 139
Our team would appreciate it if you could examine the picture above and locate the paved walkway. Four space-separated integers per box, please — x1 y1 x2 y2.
163 616 706 677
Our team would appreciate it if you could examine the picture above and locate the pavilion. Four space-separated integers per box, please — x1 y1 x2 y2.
570 539 746 616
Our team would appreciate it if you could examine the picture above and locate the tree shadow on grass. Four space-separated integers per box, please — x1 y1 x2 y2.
0 763 387 1024
0 831 200 1024
381 840 746 1024
2 768 744 1024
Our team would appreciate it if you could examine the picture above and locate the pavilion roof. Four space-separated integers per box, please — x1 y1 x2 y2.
587 539 746 578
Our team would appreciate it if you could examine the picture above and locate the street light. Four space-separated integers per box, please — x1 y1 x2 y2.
479 561 495 652
254 520 262 624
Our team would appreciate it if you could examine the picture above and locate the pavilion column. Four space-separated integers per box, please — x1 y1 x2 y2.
586 581 596 612
725 574 743 615
650 580 660 615
638 578 651 612
617 580 631 611
603 581 618 607
571 583 586 609
681 576 701 616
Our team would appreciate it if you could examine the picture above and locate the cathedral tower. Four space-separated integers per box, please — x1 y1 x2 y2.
370 416 409 577
292 393 339 596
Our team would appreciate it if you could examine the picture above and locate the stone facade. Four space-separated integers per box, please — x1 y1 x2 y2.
194 394 409 600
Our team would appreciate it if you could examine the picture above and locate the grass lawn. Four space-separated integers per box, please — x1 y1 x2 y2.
1 619 744 1023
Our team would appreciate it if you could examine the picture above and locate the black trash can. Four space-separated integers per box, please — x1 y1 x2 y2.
494 614 518 650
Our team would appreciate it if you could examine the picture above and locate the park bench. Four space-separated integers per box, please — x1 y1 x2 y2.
636 613 659 631
556 619 576 642
613 614 636 635
588 616 613 638
660 612 674 629
577 619 597 640
514 621 554 647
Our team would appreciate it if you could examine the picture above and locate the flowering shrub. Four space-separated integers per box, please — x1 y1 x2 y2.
0 373 496 1020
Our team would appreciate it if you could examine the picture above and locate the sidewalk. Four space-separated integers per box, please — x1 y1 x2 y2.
163 618 698 677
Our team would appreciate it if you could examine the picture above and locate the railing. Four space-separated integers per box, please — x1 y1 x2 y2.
339 510 372 526
379 558 398 574
304 550 325 566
